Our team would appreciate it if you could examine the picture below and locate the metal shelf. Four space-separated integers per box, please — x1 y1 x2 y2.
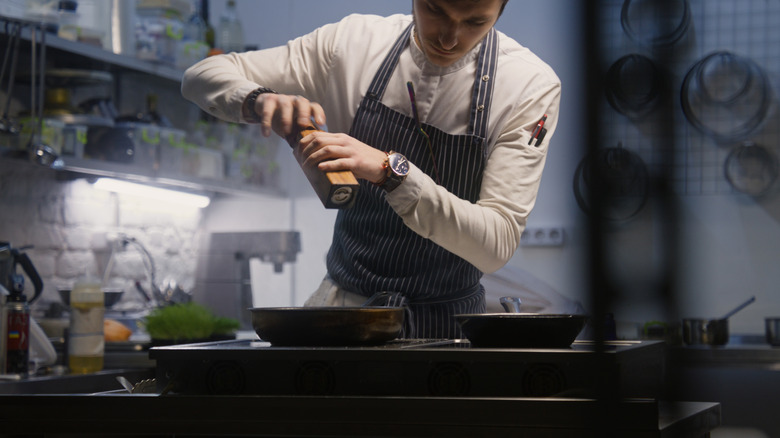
1 13 184 82
0 13 282 198
58 155 283 197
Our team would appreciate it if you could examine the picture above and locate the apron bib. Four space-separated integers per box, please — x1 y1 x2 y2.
326 24 499 338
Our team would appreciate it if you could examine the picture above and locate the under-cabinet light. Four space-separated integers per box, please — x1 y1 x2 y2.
93 178 211 208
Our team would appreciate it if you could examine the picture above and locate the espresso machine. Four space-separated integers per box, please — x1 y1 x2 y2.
191 232 301 329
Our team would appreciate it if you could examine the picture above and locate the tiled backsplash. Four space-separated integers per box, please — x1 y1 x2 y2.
0 160 204 313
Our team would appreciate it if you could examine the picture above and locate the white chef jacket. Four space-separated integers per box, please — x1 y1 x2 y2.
181 13 561 274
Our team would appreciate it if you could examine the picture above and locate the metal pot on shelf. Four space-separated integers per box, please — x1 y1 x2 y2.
766 317 780 347
682 296 755 346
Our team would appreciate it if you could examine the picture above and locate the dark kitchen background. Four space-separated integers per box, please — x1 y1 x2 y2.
0 1 778 436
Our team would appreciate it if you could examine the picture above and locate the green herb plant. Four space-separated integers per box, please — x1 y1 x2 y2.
142 302 240 341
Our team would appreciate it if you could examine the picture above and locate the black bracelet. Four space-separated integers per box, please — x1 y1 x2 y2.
244 87 277 123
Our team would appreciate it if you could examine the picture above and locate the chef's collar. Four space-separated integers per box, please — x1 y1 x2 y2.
409 25 482 75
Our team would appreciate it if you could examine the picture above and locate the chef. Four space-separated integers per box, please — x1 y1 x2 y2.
181 0 561 338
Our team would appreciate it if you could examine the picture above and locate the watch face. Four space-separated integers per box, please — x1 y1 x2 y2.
389 153 410 176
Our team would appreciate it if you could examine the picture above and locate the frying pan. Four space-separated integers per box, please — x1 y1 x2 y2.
457 299 587 349
455 313 587 348
249 306 404 347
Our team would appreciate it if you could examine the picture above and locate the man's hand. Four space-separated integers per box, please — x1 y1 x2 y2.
252 93 326 138
298 131 389 184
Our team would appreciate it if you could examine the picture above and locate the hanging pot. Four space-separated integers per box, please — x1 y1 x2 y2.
605 54 665 120
724 141 778 197
681 52 771 142
573 144 649 222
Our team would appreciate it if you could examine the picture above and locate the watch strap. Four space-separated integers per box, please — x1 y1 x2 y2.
378 151 408 193
244 87 277 123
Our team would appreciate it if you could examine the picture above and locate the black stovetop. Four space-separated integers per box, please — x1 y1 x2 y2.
150 339 665 398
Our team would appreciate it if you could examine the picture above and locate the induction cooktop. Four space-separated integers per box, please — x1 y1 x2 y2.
150 339 666 398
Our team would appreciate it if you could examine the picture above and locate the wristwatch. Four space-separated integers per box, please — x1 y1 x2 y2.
377 151 410 192
243 87 277 123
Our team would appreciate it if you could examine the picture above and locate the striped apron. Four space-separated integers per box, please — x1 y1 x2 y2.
326 24 499 339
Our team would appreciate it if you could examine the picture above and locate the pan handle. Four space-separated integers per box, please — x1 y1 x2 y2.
362 291 415 338
500 296 522 313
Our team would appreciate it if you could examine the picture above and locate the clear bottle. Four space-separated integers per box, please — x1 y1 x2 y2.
215 0 244 53
68 277 104 374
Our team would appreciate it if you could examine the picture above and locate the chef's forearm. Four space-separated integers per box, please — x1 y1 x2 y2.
387 166 530 274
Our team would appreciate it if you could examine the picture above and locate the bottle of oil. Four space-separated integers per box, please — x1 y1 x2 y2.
3 274 30 375
68 277 104 374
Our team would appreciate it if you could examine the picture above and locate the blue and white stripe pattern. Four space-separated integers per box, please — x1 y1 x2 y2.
327 24 499 339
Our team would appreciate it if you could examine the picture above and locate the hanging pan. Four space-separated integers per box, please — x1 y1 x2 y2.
681 51 771 142
724 141 778 197
573 144 650 222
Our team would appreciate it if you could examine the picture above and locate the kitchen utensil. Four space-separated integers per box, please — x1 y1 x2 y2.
621 0 691 47
681 51 771 142
724 142 778 197
682 296 755 346
25 25 60 167
116 376 134 393
0 22 22 136
573 143 649 222
249 306 405 346
455 313 588 348
605 54 664 119
765 317 780 347
58 288 124 308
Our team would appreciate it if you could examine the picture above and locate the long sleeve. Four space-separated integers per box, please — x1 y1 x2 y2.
180 13 561 275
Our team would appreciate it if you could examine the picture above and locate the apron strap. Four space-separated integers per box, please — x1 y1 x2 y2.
365 24 413 101
469 27 498 139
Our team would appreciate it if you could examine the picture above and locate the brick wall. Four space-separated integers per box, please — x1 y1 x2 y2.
0 159 204 313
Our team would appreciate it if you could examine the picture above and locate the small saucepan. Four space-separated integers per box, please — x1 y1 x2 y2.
682 296 755 346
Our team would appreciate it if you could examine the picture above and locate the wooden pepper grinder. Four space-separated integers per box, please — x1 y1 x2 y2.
287 123 359 209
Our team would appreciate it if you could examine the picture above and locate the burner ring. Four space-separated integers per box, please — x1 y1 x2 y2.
522 363 566 397
206 360 246 395
428 362 470 396
295 361 336 395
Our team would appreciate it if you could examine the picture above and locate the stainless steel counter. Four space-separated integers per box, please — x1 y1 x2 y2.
670 341 779 436
672 342 780 368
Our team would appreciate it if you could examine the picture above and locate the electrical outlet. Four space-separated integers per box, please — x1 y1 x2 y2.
520 226 565 247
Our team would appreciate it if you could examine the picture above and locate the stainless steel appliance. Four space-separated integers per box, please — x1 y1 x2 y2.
191 231 301 329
